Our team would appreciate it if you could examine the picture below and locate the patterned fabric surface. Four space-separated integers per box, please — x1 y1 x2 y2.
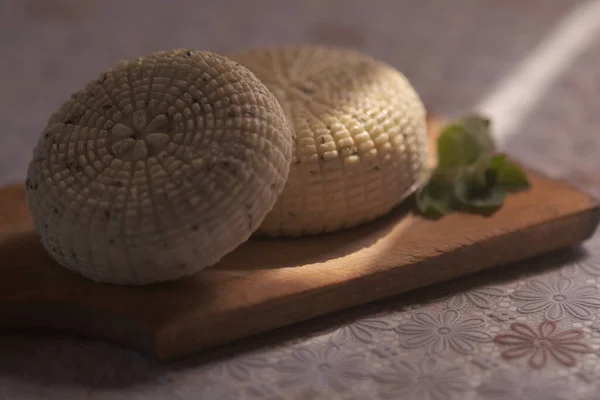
4 237 600 400
1 0 600 399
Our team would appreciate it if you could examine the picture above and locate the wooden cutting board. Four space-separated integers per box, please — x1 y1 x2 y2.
0 120 598 360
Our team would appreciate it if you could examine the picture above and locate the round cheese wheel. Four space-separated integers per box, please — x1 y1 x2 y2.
25 49 293 285
228 45 429 237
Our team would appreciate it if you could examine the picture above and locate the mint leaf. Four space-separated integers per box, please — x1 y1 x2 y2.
437 124 482 168
416 177 455 218
459 115 496 152
489 153 508 169
468 186 507 208
413 113 530 219
468 153 494 189
453 169 470 205
490 154 530 191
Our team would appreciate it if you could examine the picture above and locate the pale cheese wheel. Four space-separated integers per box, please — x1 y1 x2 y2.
228 45 429 237
25 49 293 285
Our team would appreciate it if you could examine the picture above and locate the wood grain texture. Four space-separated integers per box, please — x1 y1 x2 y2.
0 121 598 360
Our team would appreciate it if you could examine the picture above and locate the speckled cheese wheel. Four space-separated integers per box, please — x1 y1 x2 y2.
228 45 429 237
25 49 293 285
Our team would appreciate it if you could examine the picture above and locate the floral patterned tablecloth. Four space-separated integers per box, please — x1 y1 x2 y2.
2 0 600 399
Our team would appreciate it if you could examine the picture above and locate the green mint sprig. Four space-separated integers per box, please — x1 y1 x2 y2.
415 114 530 219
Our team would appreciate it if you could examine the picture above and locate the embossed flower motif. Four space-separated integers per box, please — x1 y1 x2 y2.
395 310 492 355
246 383 285 400
477 369 569 400
471 356 500 370
494 320 592 369
510 278 600 320
562 242 600 278
589 322 600 337
448 286 508 309
576 368 600 384
575 252 600 276
488 309 518 322
331 317 395 344
374 356 469 400
208 354 270 381
274 344 367 392
110 110 171 161
371 343 399 359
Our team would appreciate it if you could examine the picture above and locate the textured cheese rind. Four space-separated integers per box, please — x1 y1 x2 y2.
227 45 429 237
25 49 293 285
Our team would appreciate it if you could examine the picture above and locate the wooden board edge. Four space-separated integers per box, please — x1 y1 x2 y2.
153 200 600 359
